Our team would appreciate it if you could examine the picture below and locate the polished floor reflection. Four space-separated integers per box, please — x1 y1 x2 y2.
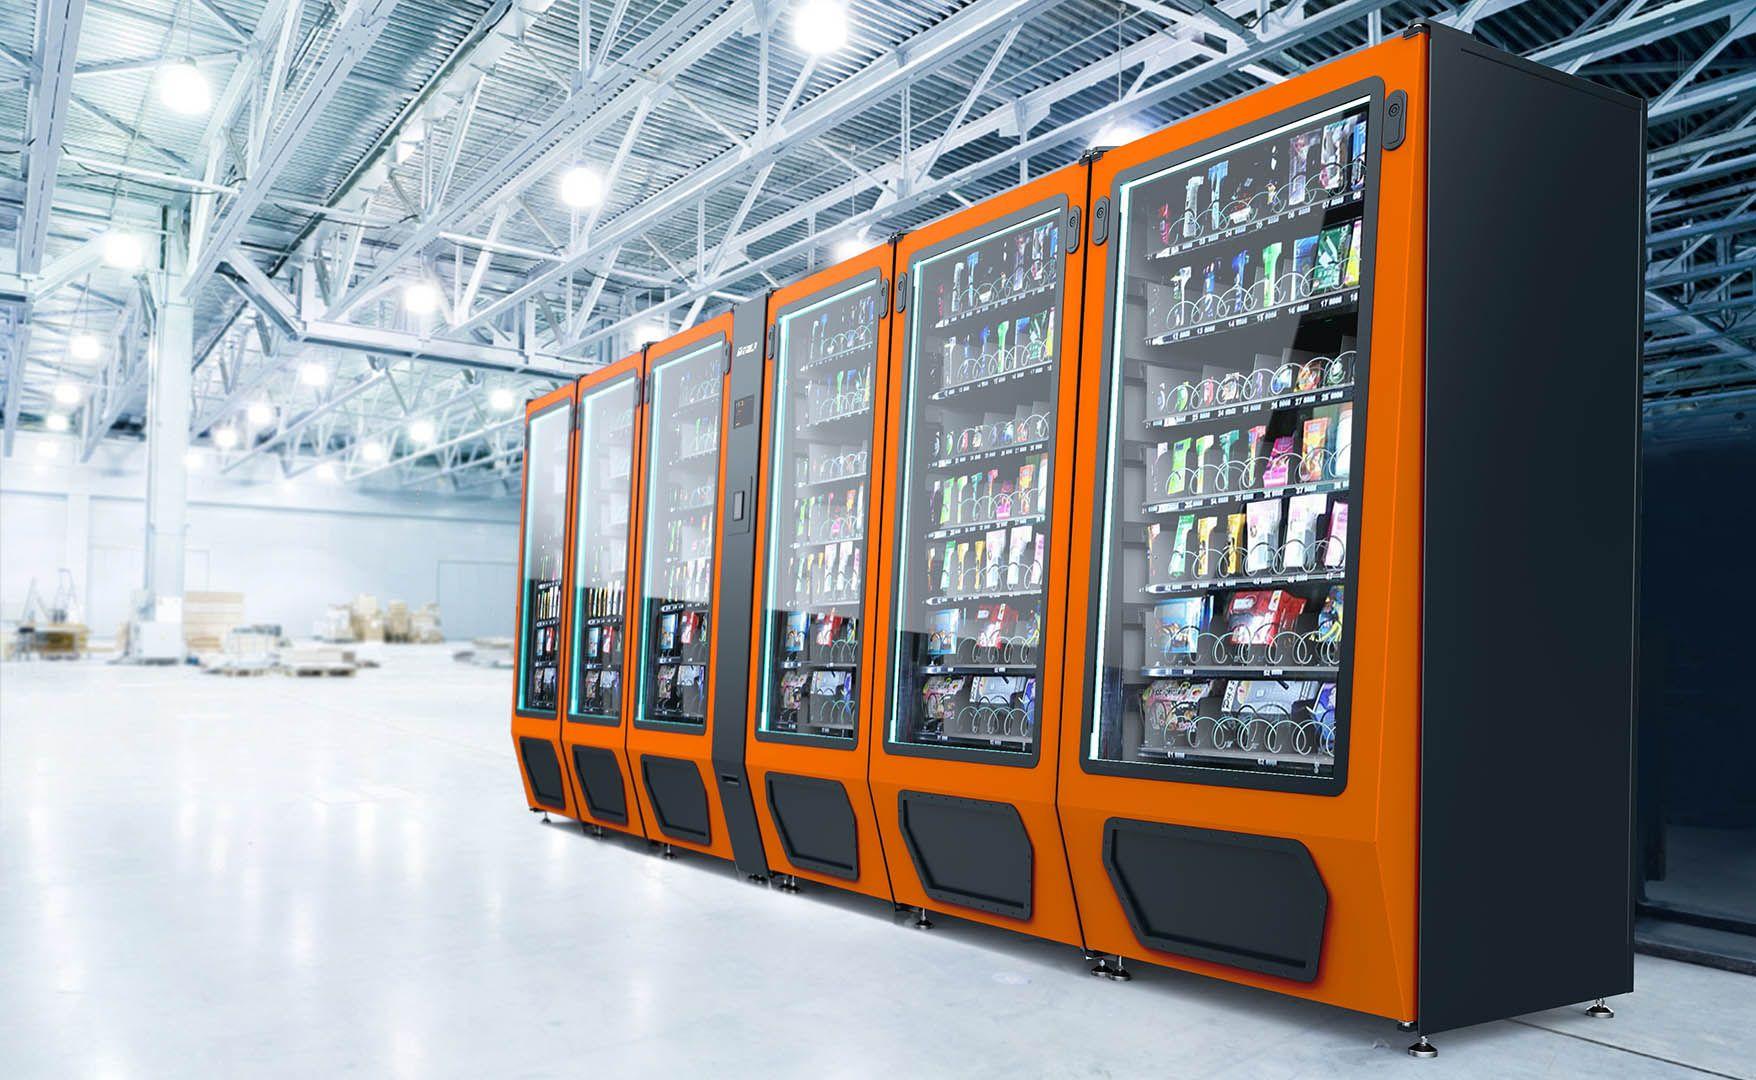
3 647 1751 1077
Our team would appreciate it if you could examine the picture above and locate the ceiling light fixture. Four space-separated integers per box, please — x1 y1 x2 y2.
246 402 274 427
558 165 605 209
45 413 70 433
1094 120 1146 149
53 381 82 406
157 59 212 116
298 362 329 388
69 333 101 361
403 280 442 316
213 426 239 450
833 232 867 261
633 321 666 346
101 232 145 271
489 387 517 411
360 440 387 463
315 462 339 482
792 0 849 54
408 419 437 445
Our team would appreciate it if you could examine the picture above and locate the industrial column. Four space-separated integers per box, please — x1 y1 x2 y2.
133 212 192 662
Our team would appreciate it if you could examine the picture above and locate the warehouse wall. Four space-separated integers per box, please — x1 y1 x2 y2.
1 432 519 641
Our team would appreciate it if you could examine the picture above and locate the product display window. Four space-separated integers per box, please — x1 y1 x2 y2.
758 277 882 744
569 376 636 723
887 204 1067 759
636 341 724 729
1087 97 1373 784
517 401 572 714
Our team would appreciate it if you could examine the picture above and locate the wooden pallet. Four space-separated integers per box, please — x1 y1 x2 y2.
285 664 356 677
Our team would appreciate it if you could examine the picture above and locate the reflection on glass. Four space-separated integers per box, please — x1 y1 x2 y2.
888 205 1066 756
637 341 724 728
518 404 571 713
569 376 636 722
1089 98 1371 782
758 279 882 742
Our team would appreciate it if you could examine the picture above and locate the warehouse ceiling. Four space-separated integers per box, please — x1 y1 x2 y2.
2 0 1752 492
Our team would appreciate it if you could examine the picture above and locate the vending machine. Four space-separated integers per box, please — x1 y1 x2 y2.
510 382 580 819
744 243 896 898
624 314 769 871
559 352 647 837
868 165 1091 944
1056 23 1641 1043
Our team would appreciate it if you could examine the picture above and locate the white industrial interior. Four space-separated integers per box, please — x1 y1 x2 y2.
3 0 1754 1074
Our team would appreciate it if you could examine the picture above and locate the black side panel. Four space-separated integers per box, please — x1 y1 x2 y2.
766 774 859 879
571 745 628 825
641 755 712 844
518 737 567 811
1102 819 1326 982
1419 23 1641 1033
710 296 774 878
897 791 1032 919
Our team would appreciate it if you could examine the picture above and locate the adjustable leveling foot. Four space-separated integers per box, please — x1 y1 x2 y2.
1090 955 1133 981
660 843 676 859
1407 1036 1438 1059
775 874 800 893
1586 998 1615 1019
913 907 934 929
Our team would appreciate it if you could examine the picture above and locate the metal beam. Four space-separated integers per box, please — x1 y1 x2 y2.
467 0 1053 330
576 0 1403 349
211 249 582 380
184 0 402 292
324 0 739 320
1528 0 1756 70
18 0 88 274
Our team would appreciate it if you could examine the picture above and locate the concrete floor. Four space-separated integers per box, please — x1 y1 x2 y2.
3 646 1752 1079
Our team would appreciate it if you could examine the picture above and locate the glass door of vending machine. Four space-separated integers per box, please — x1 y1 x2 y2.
747 255 893 896
561 356 645 835
626 323 738 857
511 385 579 817
1059 68 1420 1012
870 170 1089 943
1085 94 1371 791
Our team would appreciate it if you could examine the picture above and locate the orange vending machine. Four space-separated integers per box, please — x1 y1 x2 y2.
868 166 1091 942
559 352 647 837
744 244 896 897
511 382 580 819
1057 24 1641 1048
624 314 769 872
